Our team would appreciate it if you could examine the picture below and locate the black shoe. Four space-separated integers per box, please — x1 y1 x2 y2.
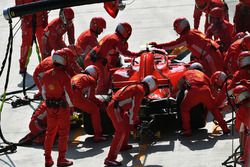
180 130 192 137
93 136 108 142
120 145 133 151
57 159 73 167
104 159 122 166
45 159 54 167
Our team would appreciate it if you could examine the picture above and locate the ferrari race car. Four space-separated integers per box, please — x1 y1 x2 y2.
83 46 208 140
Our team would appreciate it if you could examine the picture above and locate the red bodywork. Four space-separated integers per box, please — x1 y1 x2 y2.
111 48 188 99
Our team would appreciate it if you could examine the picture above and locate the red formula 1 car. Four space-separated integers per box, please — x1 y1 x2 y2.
110 47 185 116
83 47 208 139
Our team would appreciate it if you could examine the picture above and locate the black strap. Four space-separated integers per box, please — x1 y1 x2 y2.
46 99 66 108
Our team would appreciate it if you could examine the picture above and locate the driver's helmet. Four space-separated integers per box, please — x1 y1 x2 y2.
210 71 227 88
141 75 158 93
173 17 190 35
233 85 250 104
189 62 204 71
115 22 132 40
90 17 106 34
85 65 99 80
195 0 209 10
237 51 250 68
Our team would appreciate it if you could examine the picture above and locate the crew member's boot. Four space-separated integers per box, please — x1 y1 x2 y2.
44 154 54 167
57 155 73 167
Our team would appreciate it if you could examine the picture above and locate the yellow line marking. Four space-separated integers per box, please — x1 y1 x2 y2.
134 144 149 167
211 124 222 136
72 128 83 144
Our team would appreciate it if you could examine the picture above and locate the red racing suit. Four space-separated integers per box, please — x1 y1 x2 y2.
70 73 104 139
205 20 234 53
235 99 250 167
107 42 129 69
33 57 53 94
106 84 145 161
227 69 250 95
224 39 246 74
155 29 224 77
84 33 139 94
29 102 47 143
19 101 47 144
234 1 250 34
15 0 48 72
211 80 232 113
76 29 98 64
41 18 75 59
193 0 229 32
41 66 74 162
179 70 229 134
33 53 82 95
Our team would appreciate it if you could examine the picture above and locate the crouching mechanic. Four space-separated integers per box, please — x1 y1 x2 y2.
233 85 250 167
41 49 74 167
70 65 107 142
210 71 232 114
19 102 47 145
104 75 158 166
224 35 250 75
227 51 250 95
177 63 230 136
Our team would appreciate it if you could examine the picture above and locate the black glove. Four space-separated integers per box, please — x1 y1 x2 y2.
90 50 97 62
149 42 158 47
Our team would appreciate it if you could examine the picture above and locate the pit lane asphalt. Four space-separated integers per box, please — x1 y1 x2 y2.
0 0 240 167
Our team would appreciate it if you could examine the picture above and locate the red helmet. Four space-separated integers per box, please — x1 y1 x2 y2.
52 48 75 66
60 7 74 24
173 17 190 34
233 85 250 104
210 71 227 88
85 65 99 80
195 0 209 10
90 17 106 34
115 22 132 39
208 7 224 23
238 51 250 68
242 35 250 50
142 75 158 93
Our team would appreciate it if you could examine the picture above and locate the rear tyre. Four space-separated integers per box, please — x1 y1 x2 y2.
83 111 114 135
